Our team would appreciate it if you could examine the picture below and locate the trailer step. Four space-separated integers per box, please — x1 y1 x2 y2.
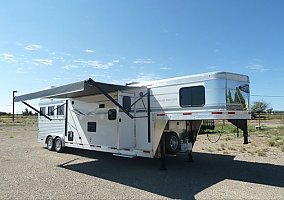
113 153 136 158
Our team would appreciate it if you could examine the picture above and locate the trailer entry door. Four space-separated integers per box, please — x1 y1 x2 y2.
118 92 135 149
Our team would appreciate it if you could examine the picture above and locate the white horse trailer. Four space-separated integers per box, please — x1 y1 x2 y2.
15 72 250 167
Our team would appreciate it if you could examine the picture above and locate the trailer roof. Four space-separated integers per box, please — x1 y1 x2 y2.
14 78 139 102
130 71 249 88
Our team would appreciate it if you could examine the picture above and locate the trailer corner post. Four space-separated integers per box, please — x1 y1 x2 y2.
12 90 17 122
65 100 68 137
147 88 151 143
160 133 167 171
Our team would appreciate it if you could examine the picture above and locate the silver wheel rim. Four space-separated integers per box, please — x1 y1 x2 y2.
170 136 178 150
55 139 61 151
47 138 53 149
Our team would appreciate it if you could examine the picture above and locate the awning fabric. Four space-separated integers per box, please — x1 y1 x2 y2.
14 78 138 102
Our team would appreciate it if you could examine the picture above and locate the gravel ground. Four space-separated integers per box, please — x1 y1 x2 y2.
0 122 284 199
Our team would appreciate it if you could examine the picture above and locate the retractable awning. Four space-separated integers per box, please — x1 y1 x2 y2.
15 78 142 119
14 78 138 102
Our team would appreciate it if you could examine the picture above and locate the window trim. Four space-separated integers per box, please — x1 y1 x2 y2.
179 85 205 108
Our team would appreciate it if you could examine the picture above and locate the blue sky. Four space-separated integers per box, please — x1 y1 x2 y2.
1 0 284 113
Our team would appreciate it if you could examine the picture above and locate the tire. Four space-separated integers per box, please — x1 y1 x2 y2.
46 136 55 151
54 137 64 153
165 132 180 155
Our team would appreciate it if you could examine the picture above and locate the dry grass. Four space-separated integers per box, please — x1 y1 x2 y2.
0 115 37 126
194 119 284 161
1 116 284 158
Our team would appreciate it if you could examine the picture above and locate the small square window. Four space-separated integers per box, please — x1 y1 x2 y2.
48 106 54 116
57 105 65 115
123 96 131 111
108 109 117 120
40 107 46 116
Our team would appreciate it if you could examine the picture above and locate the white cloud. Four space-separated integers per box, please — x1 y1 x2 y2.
247 62 269 72
85 49 94 53
90 74 111 80
74 60 113 69
252 58 262 62
133 58 154 64
112 60 120 63
25 44 42 51
137 72 160 81
32 58 53 65
160 66 171 70
52 56 64 60
208 65 219 69
63 65 80 70
16 67 27 74
124 73 160 85
0 53 15 63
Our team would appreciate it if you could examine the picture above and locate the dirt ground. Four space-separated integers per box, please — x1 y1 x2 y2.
0 118 283 199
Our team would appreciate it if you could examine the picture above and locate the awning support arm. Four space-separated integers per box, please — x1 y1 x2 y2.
86 79 134 119
22 101 52 121
126 92 148 112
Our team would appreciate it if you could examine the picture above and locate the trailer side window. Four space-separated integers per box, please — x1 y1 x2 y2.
180 86 205 107
108 109 117 120
40 107 46 116
57 105 65 115
123 96 131 111
47 106 55 116
87 122 96 132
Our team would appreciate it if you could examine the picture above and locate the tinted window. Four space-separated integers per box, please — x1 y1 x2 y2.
180 86 205 107
48 106 54 116
40 107 46 116
108 109 117 120
57 105 64 115
123 96 131 111
87 122 96 132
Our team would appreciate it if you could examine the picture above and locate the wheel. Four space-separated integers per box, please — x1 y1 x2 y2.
54 137 64 153
165 132 180 155
46 136 55 151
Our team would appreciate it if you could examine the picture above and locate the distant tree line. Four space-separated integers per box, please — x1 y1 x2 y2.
0 111 11 116
22 108 34 116
251 101 269 113
0 109 34 116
